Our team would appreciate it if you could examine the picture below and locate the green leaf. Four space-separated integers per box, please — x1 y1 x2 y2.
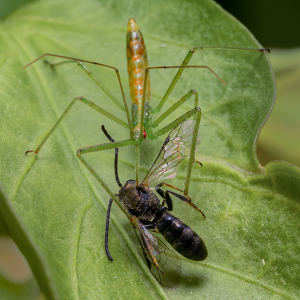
1 0 298 299
258 48 300 168
0 185 43 300
0 0 32 19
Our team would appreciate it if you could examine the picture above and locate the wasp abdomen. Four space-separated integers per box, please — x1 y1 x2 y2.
156 212 207 261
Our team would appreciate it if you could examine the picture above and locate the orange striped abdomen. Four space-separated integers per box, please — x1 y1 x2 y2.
126 18 151 137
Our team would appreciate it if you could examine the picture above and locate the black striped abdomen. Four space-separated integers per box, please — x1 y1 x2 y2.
156 212 207 261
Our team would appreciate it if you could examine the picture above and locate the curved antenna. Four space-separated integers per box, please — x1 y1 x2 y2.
101 125 122 187
105 198 114 260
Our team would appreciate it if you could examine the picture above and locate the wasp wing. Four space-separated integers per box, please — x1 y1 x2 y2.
142 120 200 187
131 217 182 288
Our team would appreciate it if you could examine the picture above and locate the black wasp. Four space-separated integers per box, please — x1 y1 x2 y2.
102 120 207 287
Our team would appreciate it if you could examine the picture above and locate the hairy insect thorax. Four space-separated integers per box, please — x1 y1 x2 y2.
118 180 160 220
126 18 151 141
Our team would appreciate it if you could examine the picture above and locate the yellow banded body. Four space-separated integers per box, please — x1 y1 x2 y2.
126 18 151 140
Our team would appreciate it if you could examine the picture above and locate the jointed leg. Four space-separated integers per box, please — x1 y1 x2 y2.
150 106 201 139
146 107 201 196
45 60 125 111
156 187 173 211
25 96 128 155
150 89 199 132
184 105 201 196
139 46 269 138
150 46 269 114
77 138 134 219
139 65 225 141
23 53 133 139
145 65 226 115
156 182 205 219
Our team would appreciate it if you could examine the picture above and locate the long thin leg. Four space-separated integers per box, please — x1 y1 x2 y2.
45 59 125 111
23 53 133 139
135 145 140 185
25 96 128 155
77 138 134 219
184 105 201 196
148 64 202 193
145 107 202 195
105 198 114 260
141 49 265 193
151 107 200 141
139 65 225 140
156 183 205 219
167 190 205 219
196 46 270 53
150 89 199 131
149 107 201 196
152 46 270 113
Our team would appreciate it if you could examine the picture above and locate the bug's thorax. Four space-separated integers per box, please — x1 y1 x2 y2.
126 18 151 140
118 180 161 220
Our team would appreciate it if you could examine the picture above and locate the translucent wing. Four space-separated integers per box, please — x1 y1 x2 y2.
142 120 200 187
131 217 182 288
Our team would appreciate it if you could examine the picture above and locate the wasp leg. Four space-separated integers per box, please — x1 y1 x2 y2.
156 182 206 219
156 182 184 194
168 190 206 219
156 187 173 211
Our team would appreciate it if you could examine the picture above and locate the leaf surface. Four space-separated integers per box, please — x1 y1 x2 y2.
1 1 298 300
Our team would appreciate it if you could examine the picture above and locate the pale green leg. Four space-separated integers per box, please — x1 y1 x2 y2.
152 46 269 113
77 138 135 219
140 69 204 196
45 60 125 111
151 89 199 129
139 46 267 194
144 46 269 193
26 96 128 154
135 145 140 184
23 53 133 139
150 89 201 195
184 107 201 196
45 60 139 180
153 107 201 196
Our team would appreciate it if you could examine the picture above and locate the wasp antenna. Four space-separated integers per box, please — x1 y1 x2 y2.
101 125 122 187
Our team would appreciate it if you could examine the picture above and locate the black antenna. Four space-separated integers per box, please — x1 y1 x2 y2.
101 125 122 187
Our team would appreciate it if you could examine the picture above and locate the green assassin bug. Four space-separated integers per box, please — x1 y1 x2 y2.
23 18 268 196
